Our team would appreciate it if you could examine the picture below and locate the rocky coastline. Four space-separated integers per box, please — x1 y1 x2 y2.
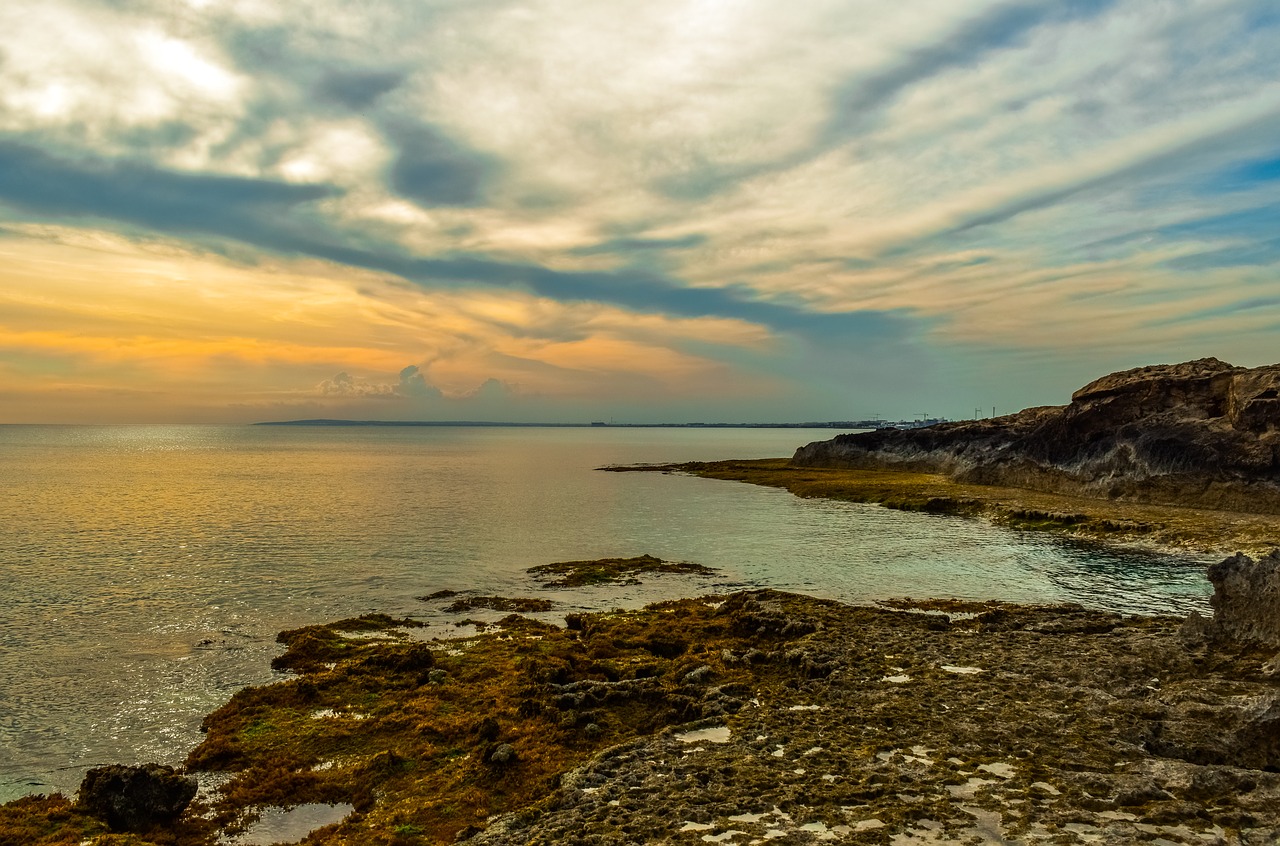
793 359 1280 515
615 457 1280 556
7 361 1280 845
4 553 1280 845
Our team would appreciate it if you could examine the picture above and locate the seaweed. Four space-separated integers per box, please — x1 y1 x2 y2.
526 555 717 587
443 596 555 613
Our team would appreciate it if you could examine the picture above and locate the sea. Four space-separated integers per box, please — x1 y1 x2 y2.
0 424 1213 802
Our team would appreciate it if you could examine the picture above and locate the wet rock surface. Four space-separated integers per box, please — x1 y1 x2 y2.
794 358 1280 513
442 595 556 613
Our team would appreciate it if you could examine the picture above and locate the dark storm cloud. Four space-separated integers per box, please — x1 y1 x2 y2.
215 22 500 207
213 19 498 206
222 25 407 111
386 255 909 343
0 139 907 343
569 233 707 256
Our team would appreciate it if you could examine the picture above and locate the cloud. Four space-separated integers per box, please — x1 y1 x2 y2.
570 233 707 257
318 365 444 401
318 371 395 398
0 137 913 346
6 0 1280 423
0 138 338 244
464 377 510 400
819 0 1119 147
397 364 443 399
383 120 501 208
315 68 405 110
314 367 526 417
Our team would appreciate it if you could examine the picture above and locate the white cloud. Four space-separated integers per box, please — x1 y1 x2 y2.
0 1 247 152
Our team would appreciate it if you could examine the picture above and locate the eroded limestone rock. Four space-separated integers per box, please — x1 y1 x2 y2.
1199 550 1280 647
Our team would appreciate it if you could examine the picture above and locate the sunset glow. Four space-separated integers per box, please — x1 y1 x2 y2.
2 0 1278 422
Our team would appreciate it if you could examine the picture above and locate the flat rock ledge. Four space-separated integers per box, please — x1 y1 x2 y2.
469 594 1280 846
8 586 1280 845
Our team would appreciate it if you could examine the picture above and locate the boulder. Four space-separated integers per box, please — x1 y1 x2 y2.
793 358 1280 512
1199 551 1280 648
489 743 517 765
76 763 197 831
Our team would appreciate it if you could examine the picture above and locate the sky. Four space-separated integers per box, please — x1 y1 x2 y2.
1 0 1278 424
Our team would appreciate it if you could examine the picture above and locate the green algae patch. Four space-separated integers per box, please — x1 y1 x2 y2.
0 792 217 846
179 593 814 845
443 596 555 613
0 795 107 846
618 459 1280 555
526 554 717 587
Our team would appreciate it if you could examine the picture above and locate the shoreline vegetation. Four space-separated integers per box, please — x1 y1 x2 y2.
605 459 1280 556
6 555 1280 845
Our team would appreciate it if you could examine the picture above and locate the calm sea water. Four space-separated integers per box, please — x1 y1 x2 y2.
0 424 1212 801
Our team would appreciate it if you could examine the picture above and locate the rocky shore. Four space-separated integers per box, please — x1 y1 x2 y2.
7 361 1278 844
6 554 1280 845
610 457 1280 556
793 359 1280 515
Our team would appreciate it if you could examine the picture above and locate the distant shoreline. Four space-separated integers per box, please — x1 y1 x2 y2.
253 419 926 429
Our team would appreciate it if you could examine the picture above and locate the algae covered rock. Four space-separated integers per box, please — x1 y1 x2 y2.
76 763 197 831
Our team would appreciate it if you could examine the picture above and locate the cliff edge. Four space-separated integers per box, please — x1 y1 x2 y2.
793 358 1280 513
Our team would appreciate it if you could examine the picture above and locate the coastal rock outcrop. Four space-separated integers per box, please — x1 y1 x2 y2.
76 763 197 832
1202 550 1280 647
794 358 1280 512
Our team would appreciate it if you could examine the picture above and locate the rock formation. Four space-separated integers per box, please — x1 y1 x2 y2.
76 763 197 832
1183 550 1280 674
794 358 1280 512
1200 550 1280 648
